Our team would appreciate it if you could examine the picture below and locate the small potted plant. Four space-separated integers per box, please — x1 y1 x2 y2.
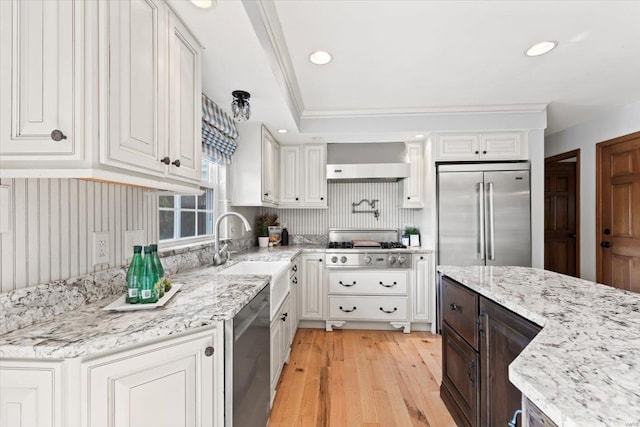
255 213 279 248
404 225 420 247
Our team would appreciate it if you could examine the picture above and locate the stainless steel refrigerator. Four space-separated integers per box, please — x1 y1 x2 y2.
436 163 531 333
437 163 531 267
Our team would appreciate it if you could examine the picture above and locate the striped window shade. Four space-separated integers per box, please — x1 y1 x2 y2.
202 93 239 164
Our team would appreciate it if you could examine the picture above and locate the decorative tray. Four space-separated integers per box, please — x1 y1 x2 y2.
103 283 183 312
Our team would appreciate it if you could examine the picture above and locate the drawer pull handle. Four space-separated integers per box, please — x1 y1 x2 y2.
379 307 398 314
450 303 461 312
379 281 397 288
292 265 297 272
281 312 288 321
339 280 356 287
467 361 476 386
339 306 356 313
292 277 298 284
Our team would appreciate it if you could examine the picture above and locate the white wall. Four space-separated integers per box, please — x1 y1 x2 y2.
0 178 158 293
545 100 640 281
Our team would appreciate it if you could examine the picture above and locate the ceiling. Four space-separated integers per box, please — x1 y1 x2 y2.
169 0 640 143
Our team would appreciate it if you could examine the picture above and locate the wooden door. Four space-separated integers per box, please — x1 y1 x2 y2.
597 132 640 291
544 161 578 276
167 10 202 183
479 297 540 427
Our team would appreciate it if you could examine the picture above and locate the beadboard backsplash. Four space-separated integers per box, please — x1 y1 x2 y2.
263 182 420 235
0 178 158 293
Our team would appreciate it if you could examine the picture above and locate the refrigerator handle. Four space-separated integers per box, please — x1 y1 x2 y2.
478 182 485 260
488 182 495 261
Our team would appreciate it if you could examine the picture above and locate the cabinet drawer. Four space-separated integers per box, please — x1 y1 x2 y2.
328 296 408 321
328 271 408 295
442 277 479 350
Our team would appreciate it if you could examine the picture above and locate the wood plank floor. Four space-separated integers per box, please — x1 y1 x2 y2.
269 329 456 427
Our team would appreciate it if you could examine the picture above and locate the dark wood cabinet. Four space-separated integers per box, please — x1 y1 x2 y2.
439 275 541 427
480 297 541 427
442 323 479 427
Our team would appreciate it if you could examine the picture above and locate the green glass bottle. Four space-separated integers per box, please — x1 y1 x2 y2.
150 244 165 298
140 246 159 304
125 246 143 304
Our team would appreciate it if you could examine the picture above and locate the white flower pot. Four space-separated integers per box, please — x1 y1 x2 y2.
258 237 269 248
410 234 420 247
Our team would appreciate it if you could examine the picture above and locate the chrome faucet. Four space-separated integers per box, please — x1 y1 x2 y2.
213 212 252 266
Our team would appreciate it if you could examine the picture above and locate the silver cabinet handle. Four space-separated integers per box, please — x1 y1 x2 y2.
339 306 356 313
379 307 397 314
478 182 485 260
379 281 397 288
204 346 214 357
50 129 67 141
339 280 356 287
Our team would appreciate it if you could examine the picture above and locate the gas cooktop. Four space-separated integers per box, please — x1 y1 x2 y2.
326 241 407 250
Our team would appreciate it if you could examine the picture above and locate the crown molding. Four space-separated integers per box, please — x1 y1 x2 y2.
301 103 548 119
241 0 305 126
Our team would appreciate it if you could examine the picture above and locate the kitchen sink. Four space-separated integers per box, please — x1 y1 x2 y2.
219 261 290 320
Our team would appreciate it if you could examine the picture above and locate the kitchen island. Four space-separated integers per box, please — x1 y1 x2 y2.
438 266 640 427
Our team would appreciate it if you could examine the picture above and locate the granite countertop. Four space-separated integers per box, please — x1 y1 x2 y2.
437 266 640 427
0 246 316 360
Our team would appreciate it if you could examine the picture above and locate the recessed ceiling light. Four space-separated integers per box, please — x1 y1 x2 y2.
415 134 425 138
525 41 557 57
309 50 332 65
277 129 288 134
191 0 214 9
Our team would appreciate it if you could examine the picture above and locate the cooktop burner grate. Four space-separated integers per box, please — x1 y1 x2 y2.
326 241 407 250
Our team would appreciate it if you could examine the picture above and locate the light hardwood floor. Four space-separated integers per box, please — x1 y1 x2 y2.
269 329 456 427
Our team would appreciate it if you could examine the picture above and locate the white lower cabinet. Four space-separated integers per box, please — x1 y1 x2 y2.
0 361 63 427
412 253 435 325
270 294 291 405
300 255 325 320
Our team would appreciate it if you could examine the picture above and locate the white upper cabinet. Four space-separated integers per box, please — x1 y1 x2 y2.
303 144 327 206
0 0 203 193
231 124 279 207
0 0 80 159
435 132 527 161
103 0 167 175
167 9 202 182
278 144 327 208
402 141 424 208
279 145 301 204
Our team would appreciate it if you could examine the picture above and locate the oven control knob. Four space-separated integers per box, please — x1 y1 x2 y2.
389 256 397 265
340 256 348 264
398 255 406 265
364 256 372 264
331 256 338 263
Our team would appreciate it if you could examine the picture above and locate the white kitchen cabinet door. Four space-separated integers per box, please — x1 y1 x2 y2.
0 363 62 427
167 10 202 183
435 134 480 161
279 146 301 205
102 0 167 176
412 253 434 322
86 333 215 427
270 295 289 403
0 0 79 159
480 132 527 160
303 144 327 206
300 255 325 320
403 141 424 208
262 130 279 204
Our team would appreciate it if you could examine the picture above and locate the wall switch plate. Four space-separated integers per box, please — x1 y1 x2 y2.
93 232 110 265
124 230 145 261
0 185 10 233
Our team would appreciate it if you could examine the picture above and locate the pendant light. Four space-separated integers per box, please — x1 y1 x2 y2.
231 90 251 121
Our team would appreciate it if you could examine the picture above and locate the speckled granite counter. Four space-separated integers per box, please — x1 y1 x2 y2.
0 246 316 360
437 266 640 427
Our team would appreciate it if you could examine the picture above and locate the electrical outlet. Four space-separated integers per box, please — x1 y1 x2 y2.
93 232 110 265
123 230 145 261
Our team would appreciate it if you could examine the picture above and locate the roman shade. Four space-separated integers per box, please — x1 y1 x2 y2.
202 94 238 164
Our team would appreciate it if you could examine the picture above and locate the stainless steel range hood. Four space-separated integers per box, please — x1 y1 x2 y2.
326 142 410 182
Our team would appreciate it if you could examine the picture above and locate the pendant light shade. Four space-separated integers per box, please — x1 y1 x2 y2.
231 90 251 121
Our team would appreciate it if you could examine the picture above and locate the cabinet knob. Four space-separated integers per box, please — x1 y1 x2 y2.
482 150 487 154
318 258 322 262
420 256 424 260
264 193 269 197
50 129 67 141
295 197 299 201
474 150 479 155
407 197 411 200
204 346 214 357
450 303 461 312
320 197 324 201
160 156 171 165
171 159 181 167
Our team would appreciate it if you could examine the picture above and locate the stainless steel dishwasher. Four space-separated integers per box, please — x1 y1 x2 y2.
224 284 270 427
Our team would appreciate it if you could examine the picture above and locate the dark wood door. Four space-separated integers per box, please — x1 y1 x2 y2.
544 162 577 276
479 297 541 427
598 132 640 291
441 323 479 427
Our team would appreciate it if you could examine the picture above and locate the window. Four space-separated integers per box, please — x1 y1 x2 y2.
159 160 225 244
